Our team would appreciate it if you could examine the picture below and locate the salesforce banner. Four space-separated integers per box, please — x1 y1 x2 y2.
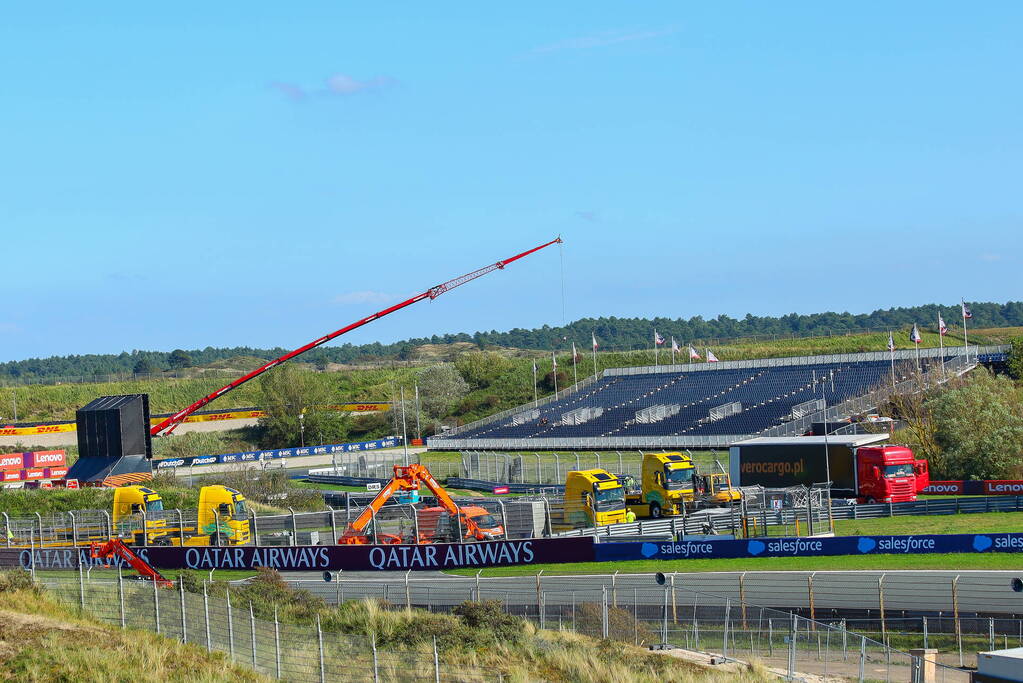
595 532 1023 562
154 437 402 470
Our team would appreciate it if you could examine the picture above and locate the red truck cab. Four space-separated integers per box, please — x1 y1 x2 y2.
855 446 919 503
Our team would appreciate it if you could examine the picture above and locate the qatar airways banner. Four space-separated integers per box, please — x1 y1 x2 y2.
595 532 1023 562
922 480 1023 495
137 537 595 572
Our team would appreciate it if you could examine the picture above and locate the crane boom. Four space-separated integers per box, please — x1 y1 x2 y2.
151 236 562 436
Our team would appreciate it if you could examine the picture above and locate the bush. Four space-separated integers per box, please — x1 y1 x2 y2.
0 570 37 594
451 599 525 645
573 602 657 645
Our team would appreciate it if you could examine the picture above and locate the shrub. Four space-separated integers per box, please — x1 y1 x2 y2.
0 569 37 594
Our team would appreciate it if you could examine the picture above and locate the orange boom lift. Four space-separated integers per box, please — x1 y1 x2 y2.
338 464 493 544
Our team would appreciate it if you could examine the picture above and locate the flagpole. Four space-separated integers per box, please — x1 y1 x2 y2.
889 331 896 389
552 351 559 400
938 312 945 377
572 343 578 386
914 326 921 372
591 333 598 378
654 329 659 367
532 361 538 408
961 299 970 363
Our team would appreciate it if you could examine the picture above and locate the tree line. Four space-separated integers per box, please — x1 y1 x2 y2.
3 300 1021 383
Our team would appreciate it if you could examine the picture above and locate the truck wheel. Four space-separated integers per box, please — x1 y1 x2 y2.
866 497 877 505
649 502 662 518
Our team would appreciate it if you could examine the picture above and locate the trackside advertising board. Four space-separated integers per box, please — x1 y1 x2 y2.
595 532 1023 562
153 437 401 469
923 480 1023 495
1 537 595 572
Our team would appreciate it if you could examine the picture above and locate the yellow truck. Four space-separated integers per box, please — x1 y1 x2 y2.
624 452 697 518
112 484 250 546
562 469 628 527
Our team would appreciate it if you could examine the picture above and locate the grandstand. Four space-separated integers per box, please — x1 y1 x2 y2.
428 344 1009 450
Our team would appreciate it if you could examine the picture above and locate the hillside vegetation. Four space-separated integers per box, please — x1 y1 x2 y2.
4 301 1021 383
0 572 265 682
2 327 1012 431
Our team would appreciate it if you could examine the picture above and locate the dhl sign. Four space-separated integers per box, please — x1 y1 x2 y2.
2 403 391 437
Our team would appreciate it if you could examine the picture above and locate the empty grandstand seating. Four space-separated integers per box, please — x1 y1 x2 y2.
437 353 960 446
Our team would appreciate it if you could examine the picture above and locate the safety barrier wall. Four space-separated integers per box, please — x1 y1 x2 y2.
153 436 402 469
924 480 1023 495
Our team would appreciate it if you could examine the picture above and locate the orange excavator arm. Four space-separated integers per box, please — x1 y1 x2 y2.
90 539 174 588
338 464 484 543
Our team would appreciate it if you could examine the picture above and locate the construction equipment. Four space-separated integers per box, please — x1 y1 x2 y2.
414 505 504 543
151 238 563 437
338 464 496 544
561 469 628 527
693 461 741 508
89 538 173 588
624 452 696 518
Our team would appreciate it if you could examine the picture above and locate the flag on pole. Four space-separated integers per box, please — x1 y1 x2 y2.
671 337 680 352
551 351 557 370
689 345 701 360
938 315 947 336
910 324 922 344
961 301 972 319
887 331 895 352
706 350 719 363
591 333 599 351
654 330 665 346
572 341 578 360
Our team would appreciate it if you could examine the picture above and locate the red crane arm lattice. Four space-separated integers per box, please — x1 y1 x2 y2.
150 236 562 436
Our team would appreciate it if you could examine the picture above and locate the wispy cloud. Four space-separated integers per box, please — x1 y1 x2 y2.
271 73 396 101
334 291 403 306
531 27 677 55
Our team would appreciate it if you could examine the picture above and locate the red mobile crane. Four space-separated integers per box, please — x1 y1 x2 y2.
339 464 492 544
150 237 563 436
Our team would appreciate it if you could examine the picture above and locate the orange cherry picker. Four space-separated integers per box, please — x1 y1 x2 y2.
338 464 503 545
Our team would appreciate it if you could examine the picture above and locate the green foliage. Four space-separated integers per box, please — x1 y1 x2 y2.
0 569 37 594
133 357 156 374
573 602 657 645
454 351 511 390
6 301 1022 383
929 368 1023 480
417 364 469 418
168 349 193 369
257 364 350 448
1008 336 1023 380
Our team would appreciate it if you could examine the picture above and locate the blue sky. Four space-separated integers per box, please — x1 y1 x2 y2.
2 3 1020 361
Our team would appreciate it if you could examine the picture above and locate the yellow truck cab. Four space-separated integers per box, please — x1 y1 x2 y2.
112 485 168 545
563 469 627 527
625 452 696 518
195 485 251 546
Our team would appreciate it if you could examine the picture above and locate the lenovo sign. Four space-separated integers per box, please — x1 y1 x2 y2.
985 481 1023 495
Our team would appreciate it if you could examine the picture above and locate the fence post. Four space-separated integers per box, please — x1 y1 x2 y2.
808 572 816 628
78 560 86 611
176 509 185 545
1 512 8 548
69 511 78 547
858 635 866 682
952 575 962 667
612 570 618 608
670 573 677 623
405 570 412 610
661 585 669 647
288 508 298 546
723 598 731 659
841 619 847 660
317 616 326 683
371 632 380 683
274 606 281 679
153 570 161 634
739 572 747 629
433 636 441 683
35 512 43 548
118 566 126 629
536 570 544 621
203 582 212 652
227 587 235 662
250 602 257 669
179 578 187 643
768 618 773 657
990 617 996 652
922 615 927 649
878 573 887 645
787 615 796 680
601 585 609 639
475 570 482 601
